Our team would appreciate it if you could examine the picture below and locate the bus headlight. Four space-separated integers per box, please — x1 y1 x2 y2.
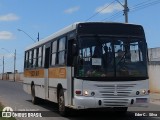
142 89 146 94
83 90 95 96
84 90 89 96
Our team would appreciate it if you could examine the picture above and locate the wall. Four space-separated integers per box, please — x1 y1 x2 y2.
148 47 160 61
148 62 160 93
0 72 23 81
148 47 160 93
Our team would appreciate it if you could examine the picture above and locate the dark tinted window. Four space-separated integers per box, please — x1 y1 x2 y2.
51 41 57 65
78 23 144 37
58 37 66 65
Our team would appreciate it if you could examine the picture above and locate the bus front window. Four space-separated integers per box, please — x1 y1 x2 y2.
114 38 148 77
76 36 148 79
76 36 114 77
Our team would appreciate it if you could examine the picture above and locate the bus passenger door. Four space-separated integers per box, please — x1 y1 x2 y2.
67 39 76 105
44 45 50 99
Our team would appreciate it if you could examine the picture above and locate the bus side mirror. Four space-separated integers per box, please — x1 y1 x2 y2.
72 44 78 56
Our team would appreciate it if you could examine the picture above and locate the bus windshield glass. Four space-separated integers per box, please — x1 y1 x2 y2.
76 36 148 79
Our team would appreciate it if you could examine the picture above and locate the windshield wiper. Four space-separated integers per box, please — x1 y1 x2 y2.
116 51 127 66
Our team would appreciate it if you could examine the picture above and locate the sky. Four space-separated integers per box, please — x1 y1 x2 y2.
0 0 160 72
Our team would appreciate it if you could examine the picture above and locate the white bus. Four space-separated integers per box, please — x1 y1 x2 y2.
23 22 149 116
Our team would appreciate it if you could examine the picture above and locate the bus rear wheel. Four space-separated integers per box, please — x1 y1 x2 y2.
31 85 39 104
58 89 67 116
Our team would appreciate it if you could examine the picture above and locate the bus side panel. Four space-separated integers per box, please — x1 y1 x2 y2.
48 79 67 103
66 67 72 106
24 77 45 99
34 78 45 99
23 69 46 99
23 77 33 94
48 67 67 104
23 78 31 94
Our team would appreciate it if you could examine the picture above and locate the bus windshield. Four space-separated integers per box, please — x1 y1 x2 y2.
75 36 148 79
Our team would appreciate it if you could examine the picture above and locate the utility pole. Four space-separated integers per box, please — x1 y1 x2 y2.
124 0 129 23
14 49 16 82
37 32 39 41
116 0 129 23
1 48 16 81
2 56 4 80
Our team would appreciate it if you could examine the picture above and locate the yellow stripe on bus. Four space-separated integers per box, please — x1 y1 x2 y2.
49 67 66 78
24 69 44 78
24 67 66 79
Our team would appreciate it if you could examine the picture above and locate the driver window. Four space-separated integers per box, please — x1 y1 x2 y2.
130 41 143 62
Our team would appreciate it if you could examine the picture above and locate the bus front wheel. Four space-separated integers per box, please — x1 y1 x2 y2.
58 89 67 116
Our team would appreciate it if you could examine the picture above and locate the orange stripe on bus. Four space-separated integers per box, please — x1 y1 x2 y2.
24 69 44 78
49 67 66 78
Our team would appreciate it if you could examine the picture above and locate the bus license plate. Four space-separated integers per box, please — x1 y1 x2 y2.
136 98 147 103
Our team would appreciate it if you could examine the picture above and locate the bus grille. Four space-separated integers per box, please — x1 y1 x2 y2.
95 84 136 98
103 99 129 106
95 84 136 106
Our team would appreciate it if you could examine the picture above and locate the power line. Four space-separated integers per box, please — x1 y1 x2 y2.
130 0 160 12
101 0 129 23
1 59 23 72
130 0 151 8
85 0 115 22
102 11 122 21
102 0 160 22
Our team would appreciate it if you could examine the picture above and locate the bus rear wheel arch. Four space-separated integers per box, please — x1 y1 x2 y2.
31 83 39 104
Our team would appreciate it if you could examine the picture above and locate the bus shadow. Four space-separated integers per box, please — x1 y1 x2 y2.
68 111 158 120
26 99 58 110
26 100 158 120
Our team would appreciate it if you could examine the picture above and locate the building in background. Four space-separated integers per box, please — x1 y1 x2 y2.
148 47 160 61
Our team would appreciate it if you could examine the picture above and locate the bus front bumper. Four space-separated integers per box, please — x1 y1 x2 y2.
73 95 149 109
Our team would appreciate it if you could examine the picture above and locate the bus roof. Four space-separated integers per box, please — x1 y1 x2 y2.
25 22 141 51
25 22 79 51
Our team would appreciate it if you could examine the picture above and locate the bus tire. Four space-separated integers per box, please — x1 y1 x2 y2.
31 85 39 104
58 89 67 116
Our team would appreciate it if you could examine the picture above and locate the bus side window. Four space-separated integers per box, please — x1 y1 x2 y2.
58 37 66 65
44 47 50 68
42 45 45 67
25 52 29 68
33 49 37 68
38 46 42 67
67 39 77 66
51 40 57 66
29 50 33 68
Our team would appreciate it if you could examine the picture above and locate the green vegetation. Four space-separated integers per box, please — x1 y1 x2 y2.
0 102 16 120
